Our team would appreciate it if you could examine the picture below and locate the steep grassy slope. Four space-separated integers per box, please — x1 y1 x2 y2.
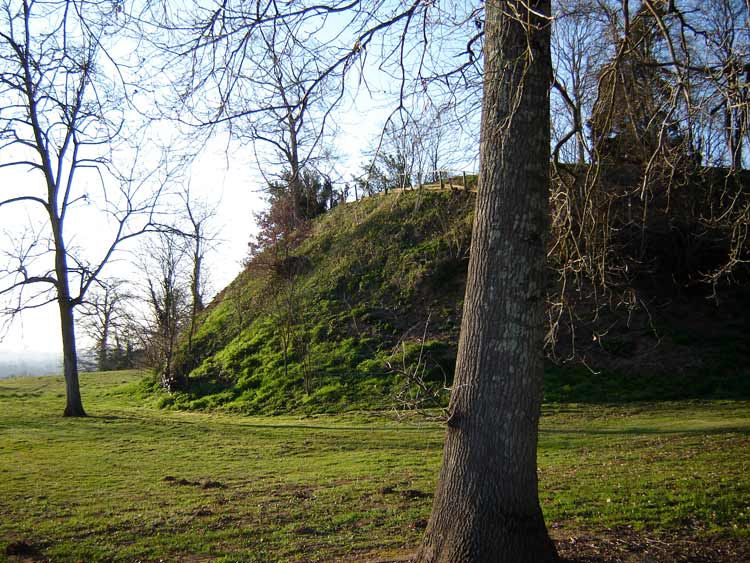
160 189 750 414
164 190 474 413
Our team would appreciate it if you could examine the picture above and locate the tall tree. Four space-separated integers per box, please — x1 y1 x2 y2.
693 0 750 169
178 188 219 353
162 3 341 224
416 0 557 559
551 0 605 163
589 2 679 166
0 0 171 416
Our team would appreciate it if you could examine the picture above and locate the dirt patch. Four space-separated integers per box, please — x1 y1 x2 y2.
399 489 430 500
553 528 750 563
162 476 226 489
5 541 37 557
4 540 42 563
200 480 225 489
378 485 429 500
350 528 749 563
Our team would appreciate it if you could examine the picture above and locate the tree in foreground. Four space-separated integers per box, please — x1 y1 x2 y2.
416 0 557 560
0 0 172 416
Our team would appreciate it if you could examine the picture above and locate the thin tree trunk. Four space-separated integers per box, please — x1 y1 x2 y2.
416 0 557 560
575 106 586 164
58 281 85 417
51 216 86 417
188 244 203 353
98 331 108 371
98 298 111 371
60 300 85 417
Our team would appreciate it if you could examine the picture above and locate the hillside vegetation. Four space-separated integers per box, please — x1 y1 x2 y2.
158 189 750 415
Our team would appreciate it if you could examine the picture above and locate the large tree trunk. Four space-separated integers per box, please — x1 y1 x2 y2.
415 0 556 561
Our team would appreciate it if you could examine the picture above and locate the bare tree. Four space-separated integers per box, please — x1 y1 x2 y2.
0 0 173 416
77 279 134 371
691 0 750 169
357 119 418 194
178 187 219 353
138 230 190 391
417 103 467 183
551 0 606 163
571 0 747 278
415 0 558 557
157 3 343 223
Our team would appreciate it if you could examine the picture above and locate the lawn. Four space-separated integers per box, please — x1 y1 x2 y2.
1 371 748 562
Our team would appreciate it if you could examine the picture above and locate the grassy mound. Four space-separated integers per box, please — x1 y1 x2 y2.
161 189 750 415
166 190 473 414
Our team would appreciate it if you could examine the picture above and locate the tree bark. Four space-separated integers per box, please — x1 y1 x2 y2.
55 242 85 417
416 0 557 561
60 297 85 417
48 196 86 416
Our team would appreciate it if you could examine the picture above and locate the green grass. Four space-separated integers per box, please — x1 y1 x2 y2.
1 371 749 562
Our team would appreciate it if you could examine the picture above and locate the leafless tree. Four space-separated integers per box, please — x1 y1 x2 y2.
0 0 175 416
690 0 750 169
178 187 220 353
414 0 560 556
551 0 606 163
154 2 344 225
137 230 191 391
357 118 419 194
417 102 470 183
77 279 135 371
362 105 472 191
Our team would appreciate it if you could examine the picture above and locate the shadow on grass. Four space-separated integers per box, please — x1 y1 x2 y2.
544 366 750 404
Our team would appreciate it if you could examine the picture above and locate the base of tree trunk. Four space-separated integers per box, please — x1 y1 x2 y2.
417 510 559 563
63 406 87 417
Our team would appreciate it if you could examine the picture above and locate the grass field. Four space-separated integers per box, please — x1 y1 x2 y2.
1 371 749 562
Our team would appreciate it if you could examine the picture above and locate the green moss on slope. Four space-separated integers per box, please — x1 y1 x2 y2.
166 190 474 414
